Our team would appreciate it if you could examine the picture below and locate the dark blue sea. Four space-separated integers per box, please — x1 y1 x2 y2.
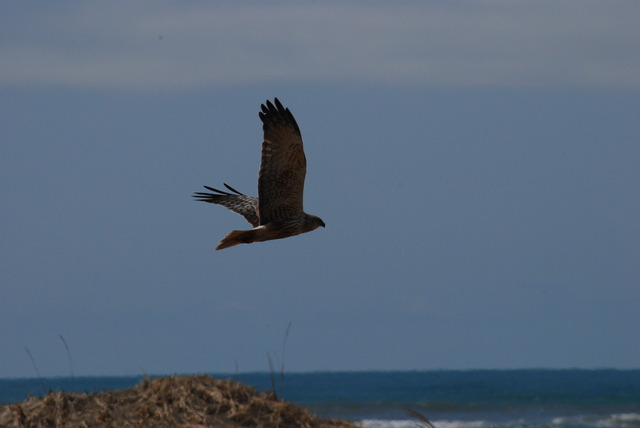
2 370 639 428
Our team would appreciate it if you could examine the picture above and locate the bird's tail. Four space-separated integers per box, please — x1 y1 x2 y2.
216 229 260 250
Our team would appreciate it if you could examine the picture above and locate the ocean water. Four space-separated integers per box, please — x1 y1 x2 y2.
1 370 639 428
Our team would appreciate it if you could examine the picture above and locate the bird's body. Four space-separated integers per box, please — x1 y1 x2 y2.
193 98 325 250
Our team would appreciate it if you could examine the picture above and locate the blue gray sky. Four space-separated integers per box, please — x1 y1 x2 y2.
1 1 639 378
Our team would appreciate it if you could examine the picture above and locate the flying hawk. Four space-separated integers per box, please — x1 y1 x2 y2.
193 98 325 250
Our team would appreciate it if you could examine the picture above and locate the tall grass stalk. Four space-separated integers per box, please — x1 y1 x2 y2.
24 346 46 392
59 335 75 390
266 351 277 399
280 321 292 397
406 407 437 428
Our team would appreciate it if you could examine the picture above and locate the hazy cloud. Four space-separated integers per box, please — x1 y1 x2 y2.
2 1 639 91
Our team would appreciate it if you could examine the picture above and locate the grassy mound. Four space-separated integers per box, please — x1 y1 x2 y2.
0 374 358 427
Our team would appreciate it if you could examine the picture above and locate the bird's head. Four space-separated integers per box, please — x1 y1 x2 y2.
305 214 326 231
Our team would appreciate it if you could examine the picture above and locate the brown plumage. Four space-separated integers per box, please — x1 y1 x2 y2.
193 98 325 250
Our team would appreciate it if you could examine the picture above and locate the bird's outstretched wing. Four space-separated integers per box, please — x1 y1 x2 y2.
257 98 306 224
192 183 259 227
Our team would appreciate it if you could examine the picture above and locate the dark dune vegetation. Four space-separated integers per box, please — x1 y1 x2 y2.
0 374 358 428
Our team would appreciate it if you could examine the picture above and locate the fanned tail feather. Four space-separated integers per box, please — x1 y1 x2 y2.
216 229 260 250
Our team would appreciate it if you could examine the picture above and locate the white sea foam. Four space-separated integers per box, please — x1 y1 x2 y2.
360 415 640 428
359 420 487 428
552 413 640 428
596 413 640 427
359 420 418 428
434 421 488 428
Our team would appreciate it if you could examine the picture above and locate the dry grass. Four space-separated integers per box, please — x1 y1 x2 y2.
0 375 358 428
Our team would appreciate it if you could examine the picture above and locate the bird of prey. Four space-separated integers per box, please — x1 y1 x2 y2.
193 98 325 250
